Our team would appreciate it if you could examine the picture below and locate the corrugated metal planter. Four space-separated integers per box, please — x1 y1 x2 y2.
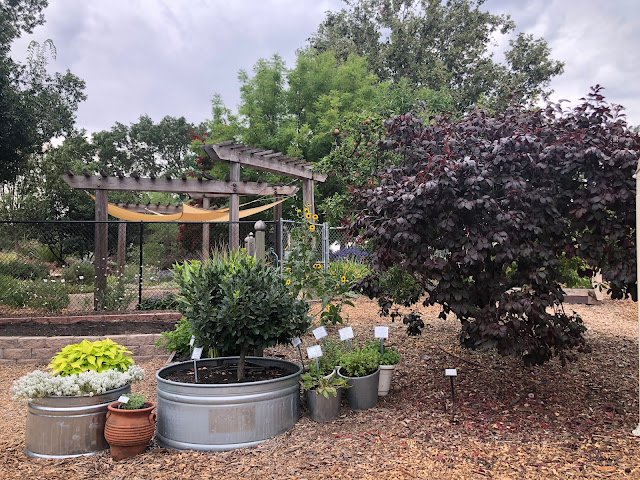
25 384 131 458
156 357 301 452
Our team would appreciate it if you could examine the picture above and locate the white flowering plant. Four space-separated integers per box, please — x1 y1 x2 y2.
11 365 145 401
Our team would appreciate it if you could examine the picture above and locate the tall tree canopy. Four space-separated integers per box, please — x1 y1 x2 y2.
353 87 637 365
309 0 564 113
0 0 86 184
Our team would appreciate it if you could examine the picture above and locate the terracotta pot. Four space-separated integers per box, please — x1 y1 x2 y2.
104 401 156 461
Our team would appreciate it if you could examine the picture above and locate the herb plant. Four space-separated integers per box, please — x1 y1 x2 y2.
155 318 193 356
119 392 147 410
339 345 381 377
380 347 400 366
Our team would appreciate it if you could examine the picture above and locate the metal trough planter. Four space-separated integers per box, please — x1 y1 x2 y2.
25 384 131 458
156 357 302 452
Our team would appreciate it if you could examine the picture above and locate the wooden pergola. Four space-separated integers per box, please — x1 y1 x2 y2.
62 142 326 309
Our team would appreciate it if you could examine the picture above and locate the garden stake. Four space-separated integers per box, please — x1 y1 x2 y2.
297 344 304 367
315 357 320 372
380 338 384 355
347 339 352 350
193 360 198 383
450 376 455 407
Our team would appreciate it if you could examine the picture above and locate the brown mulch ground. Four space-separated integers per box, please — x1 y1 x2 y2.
1 296 640 479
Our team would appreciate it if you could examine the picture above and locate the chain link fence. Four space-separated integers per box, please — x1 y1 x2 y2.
0 220 279 316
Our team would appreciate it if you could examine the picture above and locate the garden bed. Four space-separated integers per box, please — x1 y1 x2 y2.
1 296 639 479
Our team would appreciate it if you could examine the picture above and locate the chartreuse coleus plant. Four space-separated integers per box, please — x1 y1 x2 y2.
174 249 310 381
353 87 638 366
49 339 134 376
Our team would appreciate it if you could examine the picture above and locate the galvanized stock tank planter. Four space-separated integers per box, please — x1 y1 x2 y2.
156 357 302 451
25 384 131 458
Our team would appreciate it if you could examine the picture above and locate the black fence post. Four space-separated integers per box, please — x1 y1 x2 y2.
138 221 144 307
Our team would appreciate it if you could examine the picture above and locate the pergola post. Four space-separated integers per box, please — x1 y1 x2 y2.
229 162 240 250
302 179 315 218
202 197 210 259
274 193 282 261
94 189 108 310
117 221 126 281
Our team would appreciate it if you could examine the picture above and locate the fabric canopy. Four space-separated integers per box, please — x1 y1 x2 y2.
91 195 288 222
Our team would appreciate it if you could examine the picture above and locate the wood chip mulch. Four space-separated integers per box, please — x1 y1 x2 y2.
1 296 640 479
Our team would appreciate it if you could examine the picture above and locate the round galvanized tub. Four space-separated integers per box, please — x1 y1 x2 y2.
338 366 380 410
25 384 131 458
156 357 302 452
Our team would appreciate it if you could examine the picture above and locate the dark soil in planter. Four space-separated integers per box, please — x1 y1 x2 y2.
160 361 290 384
0 320 177 337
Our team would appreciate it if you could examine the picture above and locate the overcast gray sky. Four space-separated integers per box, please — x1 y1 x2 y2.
10 0 640 133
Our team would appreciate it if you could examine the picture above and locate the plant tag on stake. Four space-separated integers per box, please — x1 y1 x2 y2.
339 326 354 349
307 345 323 371
290 337 301 348
118 395 129 404
189 336 195 348
445 369 457 376
191 347 203 360
312 326 328 341
375 326 388 354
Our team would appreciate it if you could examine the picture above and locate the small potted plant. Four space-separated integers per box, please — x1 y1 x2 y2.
105 392 156 461
315 338 347 378
337 344 381 410
378 347 400 396
11 339 144 458
300 370 349 423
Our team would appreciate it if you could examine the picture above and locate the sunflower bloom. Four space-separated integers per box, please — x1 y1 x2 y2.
309 224 316 231
286 279 291 285
313 214 318 220
313 263 321 269
341 276 346 283
305 212 311 219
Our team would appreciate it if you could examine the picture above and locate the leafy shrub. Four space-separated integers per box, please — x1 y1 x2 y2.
49 339 134 376
155 318 192 356
352 88 636 365
138 292 179 311
119 392 147 409
0 275 30 308
339 345 380 377
61 261 94 285
99 276 135 311
26 279 70 312
174 250 310 380
0 259 49 280
558 254 594 289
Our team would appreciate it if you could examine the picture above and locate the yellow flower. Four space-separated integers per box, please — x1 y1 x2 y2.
305 212 311 219
313 263 321 269
304 207 310 214
313 214 318 220
297 209 301 213
341 276 346 283
309 224 316 231
286 279 291 285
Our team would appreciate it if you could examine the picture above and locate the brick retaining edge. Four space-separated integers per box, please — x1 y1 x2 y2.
0 333 170 365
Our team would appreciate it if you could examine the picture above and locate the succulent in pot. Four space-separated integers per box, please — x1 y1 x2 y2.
105 392 156 461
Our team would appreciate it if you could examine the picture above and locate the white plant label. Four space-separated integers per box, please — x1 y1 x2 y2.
191 347 203 360
312 326 328 340
189 336 196 347
118 395 130 404
445 369 458 377
374 326 389 339
306 345 323 359
290 336 302 348
339 326 354 341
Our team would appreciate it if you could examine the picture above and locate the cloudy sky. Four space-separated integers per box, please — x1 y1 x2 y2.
10 0 640 133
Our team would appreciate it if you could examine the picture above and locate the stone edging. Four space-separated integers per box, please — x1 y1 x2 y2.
0 312 182 325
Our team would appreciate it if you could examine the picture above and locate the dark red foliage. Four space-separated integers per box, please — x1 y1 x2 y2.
352 86 639 365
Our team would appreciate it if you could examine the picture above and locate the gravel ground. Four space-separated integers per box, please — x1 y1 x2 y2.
1 296 639 479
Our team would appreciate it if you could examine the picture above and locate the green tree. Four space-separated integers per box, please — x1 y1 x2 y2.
0 0 86 183
309 0 564 113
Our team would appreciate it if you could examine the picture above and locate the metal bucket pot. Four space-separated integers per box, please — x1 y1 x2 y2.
156 357 301 452
25 384 131 458
338 366 380 410
306 388 342 423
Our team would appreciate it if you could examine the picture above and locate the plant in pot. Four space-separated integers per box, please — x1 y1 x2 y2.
314 337 347 378
155 250 311 451
11 339 144 458
378 347 400 396
300 370 349 423
105 392 156 461
337 344 381 410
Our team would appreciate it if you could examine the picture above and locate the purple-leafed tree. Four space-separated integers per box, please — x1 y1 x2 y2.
352 87 638 365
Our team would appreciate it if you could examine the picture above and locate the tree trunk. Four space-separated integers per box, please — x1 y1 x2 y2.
237 346 248 381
